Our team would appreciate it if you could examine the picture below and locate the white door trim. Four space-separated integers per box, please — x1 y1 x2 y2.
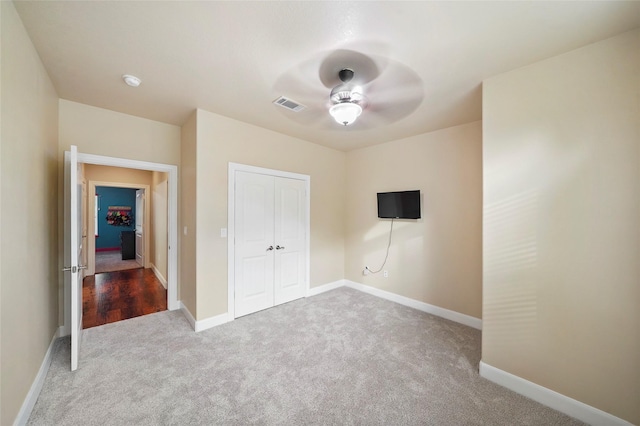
228 162 310 320
63 152 179 335
87 181 151 275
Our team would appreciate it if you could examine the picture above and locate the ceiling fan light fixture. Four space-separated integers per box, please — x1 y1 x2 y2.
330 85 364 104
329 102 362 126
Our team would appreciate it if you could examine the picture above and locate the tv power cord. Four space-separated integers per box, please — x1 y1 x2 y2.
363 218 394 275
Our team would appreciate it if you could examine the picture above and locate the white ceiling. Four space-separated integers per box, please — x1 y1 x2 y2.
14 1 640 151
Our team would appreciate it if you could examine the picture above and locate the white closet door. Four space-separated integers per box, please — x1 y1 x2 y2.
274 177 306 305
234 171 275 317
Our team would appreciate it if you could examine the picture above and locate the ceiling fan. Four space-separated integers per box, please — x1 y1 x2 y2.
273 48 424 130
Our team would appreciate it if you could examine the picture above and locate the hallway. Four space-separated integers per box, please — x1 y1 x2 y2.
95 250 141 274
82 268 167 329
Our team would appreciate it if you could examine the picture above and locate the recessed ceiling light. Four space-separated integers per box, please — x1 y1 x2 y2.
122 74 141 87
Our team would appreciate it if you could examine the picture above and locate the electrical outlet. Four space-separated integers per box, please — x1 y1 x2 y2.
363 267 369 276
383 270 389 278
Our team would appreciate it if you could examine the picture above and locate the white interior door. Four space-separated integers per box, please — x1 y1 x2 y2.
234 170 307 317
234 172 275 317
64 145 85 371
274 177 306 305
135 189 144 266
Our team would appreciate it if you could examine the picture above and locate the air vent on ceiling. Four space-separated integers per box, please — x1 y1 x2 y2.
273 96 306 112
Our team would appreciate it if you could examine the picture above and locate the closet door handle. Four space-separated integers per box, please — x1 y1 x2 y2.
276 245 285 250
266 246 274 251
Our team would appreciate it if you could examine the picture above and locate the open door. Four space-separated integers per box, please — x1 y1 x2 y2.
135 189 145 267
63 145 86 371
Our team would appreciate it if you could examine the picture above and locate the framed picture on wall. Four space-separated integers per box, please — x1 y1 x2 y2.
106 206 132 226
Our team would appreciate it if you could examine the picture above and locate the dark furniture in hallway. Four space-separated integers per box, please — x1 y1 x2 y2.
120 231 135 260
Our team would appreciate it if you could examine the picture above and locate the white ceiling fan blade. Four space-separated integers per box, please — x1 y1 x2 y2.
273 45 424 130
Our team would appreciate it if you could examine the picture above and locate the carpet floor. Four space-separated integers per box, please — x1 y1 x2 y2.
28 288 584 425
95 250 142 274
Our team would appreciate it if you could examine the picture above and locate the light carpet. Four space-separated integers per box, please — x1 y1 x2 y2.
95 250 142 274
28 288 583 425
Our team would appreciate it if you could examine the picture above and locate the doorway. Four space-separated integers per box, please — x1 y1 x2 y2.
84 175 164 329
88 181 151 275
63 152 178 337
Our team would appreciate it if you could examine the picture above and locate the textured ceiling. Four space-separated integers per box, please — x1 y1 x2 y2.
14 1 640 151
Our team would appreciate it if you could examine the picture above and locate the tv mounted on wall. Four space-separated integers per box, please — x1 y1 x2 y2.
377 190 421 219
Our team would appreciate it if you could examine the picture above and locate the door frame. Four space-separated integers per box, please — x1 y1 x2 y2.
227 162 310 320
63 152 179 335
87 181 151 275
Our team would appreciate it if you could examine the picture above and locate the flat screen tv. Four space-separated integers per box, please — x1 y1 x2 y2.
377 190 421 219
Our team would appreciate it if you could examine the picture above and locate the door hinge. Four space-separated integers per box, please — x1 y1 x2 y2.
62 265 87 273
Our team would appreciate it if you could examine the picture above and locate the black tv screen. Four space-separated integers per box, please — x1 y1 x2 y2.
377 190 421 219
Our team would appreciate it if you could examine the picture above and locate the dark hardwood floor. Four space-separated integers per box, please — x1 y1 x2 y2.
82 268 167 329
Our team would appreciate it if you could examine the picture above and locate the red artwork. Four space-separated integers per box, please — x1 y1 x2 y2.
106 206 132 226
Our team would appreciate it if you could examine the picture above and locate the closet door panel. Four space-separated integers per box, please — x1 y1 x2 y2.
234 172 275 317
274 177 306 305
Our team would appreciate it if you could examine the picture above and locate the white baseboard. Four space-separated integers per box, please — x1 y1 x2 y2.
14 327 63 426
307 279 482 330
344 280 482 330
307 279 347 297
150 263 168 289
60 323 70 337
183 278 478 333
184 279 482 334
179 301 230 333
180 301 197 330
194 313 230 332
479 361 633 426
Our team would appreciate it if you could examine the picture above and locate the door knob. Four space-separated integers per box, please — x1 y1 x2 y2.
276 245 285 250
266 245 274 251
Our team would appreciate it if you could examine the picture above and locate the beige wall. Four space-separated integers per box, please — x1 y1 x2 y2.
151 171 169 282
59 99 181 165
0 2 59 424
179 111 197 316
482 29 639 424
58 100 180 322
345 122 483 319
190 109 346 320
85 164 153 187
